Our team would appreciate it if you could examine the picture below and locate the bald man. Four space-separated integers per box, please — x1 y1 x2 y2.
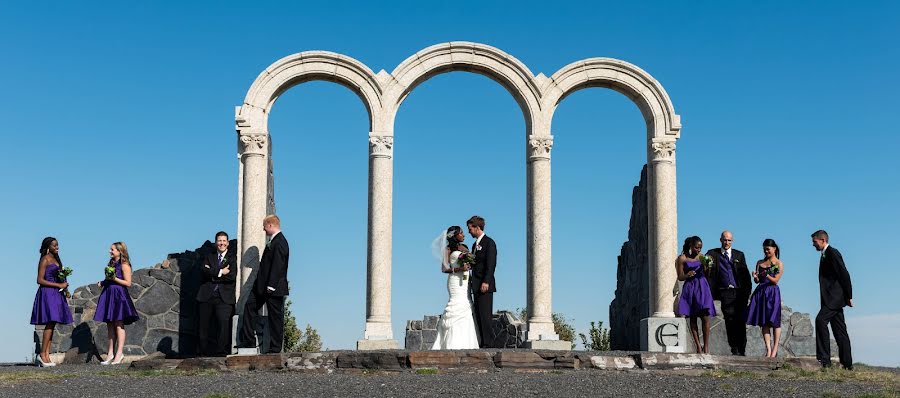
706 231 751 355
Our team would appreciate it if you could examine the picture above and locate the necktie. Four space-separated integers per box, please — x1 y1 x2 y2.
214 253 224 292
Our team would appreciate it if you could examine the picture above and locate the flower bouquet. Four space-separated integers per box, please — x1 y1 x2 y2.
700 254 715 273
104 265 116 280
457 252 476 280
57 266 73 298
769 262 780 276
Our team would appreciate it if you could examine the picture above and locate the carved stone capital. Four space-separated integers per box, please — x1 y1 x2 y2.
528 135 554 161
650 140 676 164
369 135 393 159
239 133 267 157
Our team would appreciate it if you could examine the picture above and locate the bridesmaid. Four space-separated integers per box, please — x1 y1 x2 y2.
747 238 784 358
675 236 717 353
30 237 74 367
94 242 139 365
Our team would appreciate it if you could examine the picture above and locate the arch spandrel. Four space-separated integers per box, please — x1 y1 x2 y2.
382 42 543 134
237 51 384 133
543 58 681 140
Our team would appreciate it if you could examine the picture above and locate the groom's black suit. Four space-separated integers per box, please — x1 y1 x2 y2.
705 247 751 355
470 234 497 348
239 232 290 353
816 245 853 369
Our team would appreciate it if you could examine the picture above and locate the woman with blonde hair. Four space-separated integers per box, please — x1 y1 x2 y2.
94 242 139 365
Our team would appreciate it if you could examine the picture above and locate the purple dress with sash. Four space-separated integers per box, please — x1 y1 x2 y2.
746 264 782 327
93 261 139 325
30 263 74 325
676 260 717 317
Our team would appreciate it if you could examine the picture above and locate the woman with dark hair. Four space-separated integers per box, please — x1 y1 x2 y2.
747 238 785 358
94 242 139 365
30 237 73 367
431 226 478 349
675 236 717 353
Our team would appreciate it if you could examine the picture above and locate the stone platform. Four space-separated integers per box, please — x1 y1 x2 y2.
129 350 821 373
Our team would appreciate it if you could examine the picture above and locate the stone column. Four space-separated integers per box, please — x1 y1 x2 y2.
237 132 269 299
358 132 399 350
648 139 677 318
524 135 569 350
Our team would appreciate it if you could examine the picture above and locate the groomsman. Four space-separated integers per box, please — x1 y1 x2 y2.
706 231 751 355
467 215 497 348
196 231 237 356
238 215 290 353
812 230 854 370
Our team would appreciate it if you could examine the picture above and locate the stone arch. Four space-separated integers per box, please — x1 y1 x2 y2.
541 58 681 140
237 51 384 133
381 42 542 133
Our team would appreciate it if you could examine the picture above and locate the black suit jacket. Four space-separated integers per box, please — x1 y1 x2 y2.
256 232 290 297
196 249 237 305
819 245 852 310
705 248 752 302
470 235 497 293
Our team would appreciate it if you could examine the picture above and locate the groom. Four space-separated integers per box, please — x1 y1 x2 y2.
467 215 497 348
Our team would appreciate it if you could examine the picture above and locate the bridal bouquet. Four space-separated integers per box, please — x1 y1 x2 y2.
458 252 476 280
769 262 780 276
57 266 73 298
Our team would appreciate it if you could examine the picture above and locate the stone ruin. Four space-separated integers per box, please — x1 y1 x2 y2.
610 166 820 356
404 311 526 350
34 240 234 362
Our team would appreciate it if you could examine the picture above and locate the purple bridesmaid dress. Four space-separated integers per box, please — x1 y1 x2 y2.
746 265 782 327
93 261 140 325
676 260 717 317
30 263 74 325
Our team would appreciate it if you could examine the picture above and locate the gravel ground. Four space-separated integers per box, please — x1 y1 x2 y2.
0 364 895 398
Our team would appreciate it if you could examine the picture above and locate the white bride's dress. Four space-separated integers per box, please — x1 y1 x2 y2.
431 250 479 349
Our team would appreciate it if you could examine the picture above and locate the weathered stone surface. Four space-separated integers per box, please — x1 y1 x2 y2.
62 345 101 364
132 269 157 289
142 328 179 356
336 352 407 370
285 352 337 373
407 351 494 370
177 357 227 371
494 352 554 369
423 316 439 330
127 283 145 300
422 329 437 347
226 354 284 371
123 345 147 356
150 269 176 285
126 317 148 346
405 330 423 350
135 282 178 316
589 355 637 370
129 358 181 370
610 166 650 351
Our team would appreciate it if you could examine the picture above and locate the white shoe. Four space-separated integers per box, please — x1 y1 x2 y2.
35 357 55 367
110 355 124 365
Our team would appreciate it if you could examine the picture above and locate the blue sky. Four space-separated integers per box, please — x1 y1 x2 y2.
1 1 898 365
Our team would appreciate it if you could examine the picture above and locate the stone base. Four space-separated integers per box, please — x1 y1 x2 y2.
640 317 686 353
523 340 572 350
236 347 260 356
356 339 399 350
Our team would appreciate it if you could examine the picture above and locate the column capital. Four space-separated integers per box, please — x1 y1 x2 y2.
369 133 393 159
238 132 268 158
650 139 676 164
528 135 554 161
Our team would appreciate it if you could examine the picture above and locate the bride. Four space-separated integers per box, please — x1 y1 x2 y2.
431 226 480 349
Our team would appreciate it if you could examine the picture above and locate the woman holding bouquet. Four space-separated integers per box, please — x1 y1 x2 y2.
94 242 139 365
747 239 785 358
30 237 73 367
431 226 479 349
675 236 716 353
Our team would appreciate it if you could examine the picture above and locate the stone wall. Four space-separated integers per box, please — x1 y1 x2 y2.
404 311 526 350
609 166 650 350
34 240 232 362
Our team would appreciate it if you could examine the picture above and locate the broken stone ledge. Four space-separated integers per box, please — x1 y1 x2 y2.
128 350 821 373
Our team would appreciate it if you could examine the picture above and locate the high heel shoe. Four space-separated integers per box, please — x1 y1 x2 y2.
35 356 55 367
110 355 124 365
100 355 113 365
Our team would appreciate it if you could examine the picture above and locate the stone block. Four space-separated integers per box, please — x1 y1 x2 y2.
336 351 406 370
494 352 554 369
126 317 148 346
150 269 176 285
405 330 422 350
129 358 181 370
142 328 179 356
422 329 438 346
423 315 439 330
410 320 422 330
226 354 285 371
640 317 687 353
177 357 227 371
135 283 178 316
285 352 337 373
589 355 637 370
357 339 399 350
785 335 815 357
636 353 717 370
523 340 571 350
62 346 101 364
